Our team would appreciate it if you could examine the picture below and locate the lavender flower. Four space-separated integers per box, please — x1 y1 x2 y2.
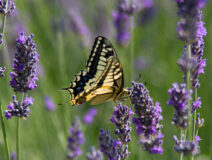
191 97 201 113
171 0 207 157
83 107 97 124
167 83 192 129
62 0 92 47
195 113 204 128
94 5 111 38
175 0 207 43
134 57 148 70
86 147 104 160
0 0 15 15
110 103 133 144
113 0 141 45
67 117 84 160
44 96 56 111
0 66 6 77
118 0 140 15
178 48 198 81
10 152 17 160
138 5 157 26
173 134 200 156
190 12 207 88
99 129 127 160
112 11 130 46
175 0 207 88
130 81 163 154
4 95 33 119
10 33 39 92
0 33 3 44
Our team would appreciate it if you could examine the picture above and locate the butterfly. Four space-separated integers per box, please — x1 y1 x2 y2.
62 36 130 106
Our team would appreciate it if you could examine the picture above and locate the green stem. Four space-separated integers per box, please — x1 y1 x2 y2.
190 89 198 160
16 93 25 160
186 44 193 160
0 98 11 160
54 0 68 138
0 0 11 69
0 0 8 48
192 89 198 140
130 16 134 83
186 44 192 139
180 130 184 160
16 118 20 160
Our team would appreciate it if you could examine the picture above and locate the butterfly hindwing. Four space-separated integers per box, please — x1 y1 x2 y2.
88 57 125 104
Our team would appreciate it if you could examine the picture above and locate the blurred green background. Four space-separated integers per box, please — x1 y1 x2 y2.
0 0 211 159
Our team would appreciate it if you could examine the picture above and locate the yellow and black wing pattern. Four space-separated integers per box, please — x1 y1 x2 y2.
63 36 129 106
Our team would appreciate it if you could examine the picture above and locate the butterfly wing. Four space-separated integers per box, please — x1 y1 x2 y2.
87 57 125 105
64 36 118 106
86 36 117 78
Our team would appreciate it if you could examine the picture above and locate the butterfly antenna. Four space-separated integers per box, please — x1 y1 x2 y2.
59 88 71 94
135 73 142 82
58 99 70 106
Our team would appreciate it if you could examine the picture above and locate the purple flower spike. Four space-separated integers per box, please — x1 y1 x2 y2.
195 113 204 128
112 11 130 46
173 134 200 156
0 66 6 77
0 0 15 15
190 12 206 88
44 96 56 111
83 107 97 124
168 83 192 129
176 3 207 89
175 0 207 43
113 0 141 46
10 152 16 160
99 129 128 160
119 0 140 15
62 0 92 48
110 103 133 144
0 33 3 44
130 81 163 154
10 33 39 92
99 129 118 160
67 117 84 160
86 147 104 160
4 95 33 119
191 97 201 113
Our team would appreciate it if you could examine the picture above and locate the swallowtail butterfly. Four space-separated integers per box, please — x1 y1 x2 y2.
62 36 130 106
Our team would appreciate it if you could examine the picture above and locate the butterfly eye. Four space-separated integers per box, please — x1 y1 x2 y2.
127 90 132 95
77 87 81 91
83 76 88 81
